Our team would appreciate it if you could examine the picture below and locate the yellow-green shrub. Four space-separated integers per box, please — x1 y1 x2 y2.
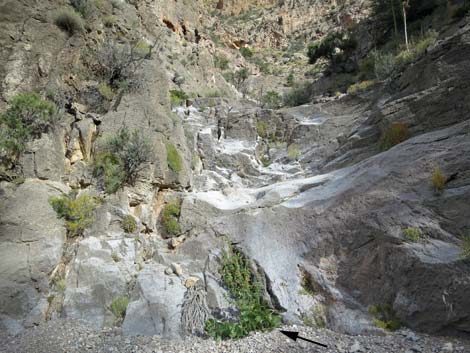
162 201 181 235
431 167 446 191
347 80 376 95
379 122 410 150
49 194 100 237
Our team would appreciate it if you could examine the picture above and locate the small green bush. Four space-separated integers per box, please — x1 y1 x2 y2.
170 90 189 106
54 9 84 35
368 304 401 331
111 252 120 262
286 72 295 87
403 227 422 242
373 51 396 80
461 236 470 259
110 296 129 319
205 247 281 339
283 83 312 107
49 194 100 237
94 128 152 192
287 144 301 161
103 15 117 28
122 215 137 233
261 91 282 109
239 47 253 59
0 93 56 165
70 0 97 19
98 83 115 100
347 80 376 95
431 167 446 192
56 279 67 293
166 143 183 173
307 32 357 64
256 121 269 138
379 122 410 150
161 201 181 235
214 55 229 70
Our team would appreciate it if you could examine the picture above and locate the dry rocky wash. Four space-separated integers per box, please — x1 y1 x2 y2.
0 0 469 352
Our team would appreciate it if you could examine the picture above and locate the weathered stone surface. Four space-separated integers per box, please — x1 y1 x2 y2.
122 265 186 337
0 180 67 334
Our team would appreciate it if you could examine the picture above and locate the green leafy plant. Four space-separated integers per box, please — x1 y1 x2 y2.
49 194 100 237
283 82 312 107
368 304 401 331
161 201 181 236
0 93 56 165
214 55 229 70
373 50 396 80
307 32 357 64
287 145 301 161
170 90 189 106
379 122 410 150
54 8 84 35
205 247 281 339
347 80 376 95
94 128 152 193
166 143 183 173
256 121 269 138
110 296 129 319
98 82 115 100
286 72 295 87
431 167 446 192
239 47 253 59
461 236 470 259
261 91 282 109
121 215 137 233
403 227 422 242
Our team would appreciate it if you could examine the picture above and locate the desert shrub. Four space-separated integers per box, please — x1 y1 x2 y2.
103 15 117 27
166 143 183 173
261 91 282 109
287 144 301 161
49 194 100 237
228 68 250 91
253 58 270 74
286 72 295 87
283 82 312 107
373 51 396 80
347 80 376 95
379 122 410 150
56 279 67 293
111 252 120 262
461 236 470 259
94 128 152 193
307 32 357 64
122 215 137 233
70 0 97 19
431 167 446 192
170 90 189 106
110 296 129 319
89 40 154 94
256 121 269 138
239 47 253 59
0 93 56 166
214 55 229 70
260 155 271 167
403 227 422 242
205 247 281 339
98 83 115 100
54 8 84 35
368 304 401 331
161 201 181 235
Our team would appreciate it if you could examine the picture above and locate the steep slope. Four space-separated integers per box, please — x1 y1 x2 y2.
0 0 469 349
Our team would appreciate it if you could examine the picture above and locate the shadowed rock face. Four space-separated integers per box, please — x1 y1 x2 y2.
0 0 469 340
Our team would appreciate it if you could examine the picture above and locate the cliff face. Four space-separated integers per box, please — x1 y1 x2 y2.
0 0 469 343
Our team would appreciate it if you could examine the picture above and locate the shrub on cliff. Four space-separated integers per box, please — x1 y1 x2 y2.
94 128 152 193
205 246 281 339
307 32 357 65
0 93 56 166
161 201 181 236
379 122 410 150
49 194 100 237
54 9 84 35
